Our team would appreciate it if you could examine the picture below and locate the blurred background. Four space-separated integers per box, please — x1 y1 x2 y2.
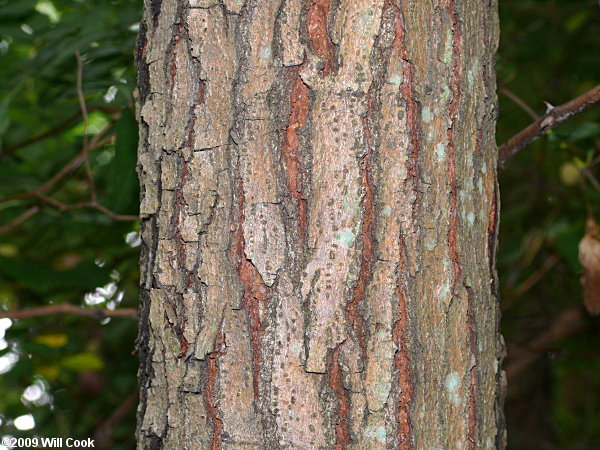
0 0 598 448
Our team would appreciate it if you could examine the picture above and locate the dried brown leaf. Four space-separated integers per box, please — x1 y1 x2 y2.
578 218 600 315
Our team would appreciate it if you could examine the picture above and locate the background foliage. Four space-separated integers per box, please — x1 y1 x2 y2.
0 0 598 448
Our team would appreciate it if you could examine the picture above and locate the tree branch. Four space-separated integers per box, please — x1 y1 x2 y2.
0 206 40 234
499 86 539 120
0 130 137 233
0 304 137 320
1 106 119 156
498 84 600 168
94 391 138 447
505 307 586 380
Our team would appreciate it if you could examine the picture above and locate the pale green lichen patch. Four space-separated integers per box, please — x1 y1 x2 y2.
467 212 475 225
443 28 453 64
445 371 461 406
435 143 446 162
424 234 437 251
467 60 480 87
365 424 386 443
388 74 402 86
335 228 356 248
343 190 362 213
353 7 379 38
422 106 433 123
440 84 451 104
382 205 392 216
260 46 271 60
377 380 391 399
466 151 474 170
437 281 451 301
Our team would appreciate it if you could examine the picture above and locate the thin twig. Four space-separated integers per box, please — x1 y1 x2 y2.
499 86 540 120
38 196 137 221
92 203 138 221
582 167 600 192
498 84 600 168
0 133 112 205
35 129 113 196
75 52 97 202
75 52 89 133
2 106 119 156
0 132 135 232
0 206 40 233
0 303 137 320
505 307 586 380
502 254 561 311
94 391 138 447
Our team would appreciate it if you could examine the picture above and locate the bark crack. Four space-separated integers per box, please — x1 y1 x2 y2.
391 3 415 447
328 343 351 449
445 0 463 294
235 170 268 404
283 65 310 243
204 314 227 450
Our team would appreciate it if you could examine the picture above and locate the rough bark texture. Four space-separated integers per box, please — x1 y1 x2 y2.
135 0 505 448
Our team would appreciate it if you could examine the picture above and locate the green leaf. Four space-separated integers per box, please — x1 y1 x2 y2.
570 122 600 141
34 333 68 348
61 352 103 372
0 0 36 17
565 11 589 34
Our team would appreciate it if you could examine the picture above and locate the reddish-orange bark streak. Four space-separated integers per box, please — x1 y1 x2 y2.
235 179 268 403
307 0 337 77
283 68 310 241
347 95 376 356
180 335 189 358
328 345 350 449
393 3 419 181
393 238 413 450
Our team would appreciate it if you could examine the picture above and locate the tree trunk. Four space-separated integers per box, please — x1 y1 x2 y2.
135 0 505 448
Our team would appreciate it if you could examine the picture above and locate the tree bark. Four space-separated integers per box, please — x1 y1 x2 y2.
135 0 505 448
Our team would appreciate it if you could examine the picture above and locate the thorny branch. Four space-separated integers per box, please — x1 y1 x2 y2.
498 84 600 167
0 303 137 320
